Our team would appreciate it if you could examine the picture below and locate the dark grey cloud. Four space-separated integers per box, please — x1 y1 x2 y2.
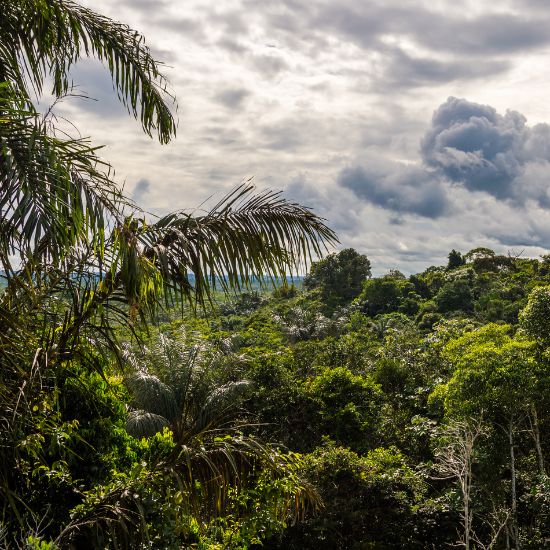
119 0 169 12
486 217 550 249
338 161 449 219
132 178 151 201
380 48 510 89
422 97 550 206
214 88 251 109
310 3 550 56
336 97 550 221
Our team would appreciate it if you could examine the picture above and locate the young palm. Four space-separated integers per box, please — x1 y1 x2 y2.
52 333 320 548
123 331 251 441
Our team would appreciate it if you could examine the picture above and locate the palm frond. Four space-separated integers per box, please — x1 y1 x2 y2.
125 410 171 439
1 0 176 142
193 380 252 434
0 82 123 274
125 371 178 422
141 182 338 306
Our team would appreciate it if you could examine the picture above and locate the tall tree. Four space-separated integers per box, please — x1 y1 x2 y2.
434 324 543 548
304 248 370 307
447 249 465 270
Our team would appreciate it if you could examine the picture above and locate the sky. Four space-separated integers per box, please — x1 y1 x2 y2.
49 0 550 274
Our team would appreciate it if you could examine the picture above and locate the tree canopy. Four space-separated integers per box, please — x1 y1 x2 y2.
304 248 370 308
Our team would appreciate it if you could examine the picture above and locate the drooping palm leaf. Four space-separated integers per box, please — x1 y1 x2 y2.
0 82 123 275
126 410 171 439
193 380 252 435
140 182 338 306
125 371 178 422
0 0 176 142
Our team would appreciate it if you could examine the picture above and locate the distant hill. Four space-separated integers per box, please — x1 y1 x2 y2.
0 271 301 293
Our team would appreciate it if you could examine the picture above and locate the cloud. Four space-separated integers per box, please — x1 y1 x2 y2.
259 123 303 151
72 0 550 275
415 13 550 55
214 87 251 109
338 160 449 219
120 0 169 10
217 37 249 55
250 53 289 80
285 175 365 234
133 178 151 201
422 96 550 205
337 97 550 223
381 48 509 89
310 3 550 56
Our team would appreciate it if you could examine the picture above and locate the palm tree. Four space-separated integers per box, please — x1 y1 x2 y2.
53 331 320 547
123 331 252 441
1 0 175 275
0 1 335 544
0 0 337 368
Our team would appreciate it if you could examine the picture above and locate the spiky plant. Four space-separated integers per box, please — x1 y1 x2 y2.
123 331 252 441
49 332 321 548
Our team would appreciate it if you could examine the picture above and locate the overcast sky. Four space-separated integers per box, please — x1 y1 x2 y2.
51 0 550 274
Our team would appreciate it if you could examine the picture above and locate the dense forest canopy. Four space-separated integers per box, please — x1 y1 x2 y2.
3 230 550 547
181 246 550 549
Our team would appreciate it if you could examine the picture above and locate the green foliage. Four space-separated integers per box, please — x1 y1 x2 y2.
360 273 417 316
26 537 59 550
304 248 371 309
434 278 474 313
269 441 426 549
272 282 300 300
432 324 539 421
447 249 465 270
274 301 340 343
464 247 496 262
520 285 550 343
305 367 383 451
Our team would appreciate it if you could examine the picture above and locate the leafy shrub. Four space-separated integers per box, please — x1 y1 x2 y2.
268 442 426 549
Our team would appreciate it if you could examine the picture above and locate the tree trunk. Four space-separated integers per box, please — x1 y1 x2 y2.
463 451 472 550
530 405 545 475
464 478 470 550
508 417 519 549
